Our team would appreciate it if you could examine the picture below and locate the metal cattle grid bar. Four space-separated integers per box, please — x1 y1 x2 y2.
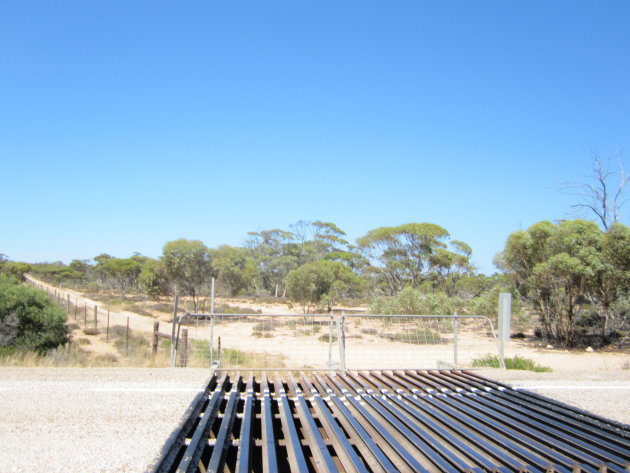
151 369 630 473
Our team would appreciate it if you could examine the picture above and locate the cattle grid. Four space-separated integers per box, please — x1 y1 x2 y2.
152 369 630 473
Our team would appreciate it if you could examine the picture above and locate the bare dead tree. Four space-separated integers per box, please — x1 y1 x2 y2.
563 150 628 230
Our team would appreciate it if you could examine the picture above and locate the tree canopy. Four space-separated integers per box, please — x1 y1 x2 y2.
357 223 472 294
499 219 629 346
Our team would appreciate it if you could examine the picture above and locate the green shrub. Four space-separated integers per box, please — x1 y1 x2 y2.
318 333 338 342
252 321 278 332
370 287 458 316
472 354 552 372
252 330 274 338
383 329 445 344
0 276 68 353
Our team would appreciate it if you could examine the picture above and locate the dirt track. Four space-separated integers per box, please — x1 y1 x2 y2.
24 276 630 372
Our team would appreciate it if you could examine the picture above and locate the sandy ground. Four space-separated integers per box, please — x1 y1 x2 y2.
25 276 630 372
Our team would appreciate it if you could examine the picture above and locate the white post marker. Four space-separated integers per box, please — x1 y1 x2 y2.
498 292 512 368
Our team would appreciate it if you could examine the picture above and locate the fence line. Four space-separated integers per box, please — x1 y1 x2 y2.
26 277 171 365
171 312 505 371
26 277 506 370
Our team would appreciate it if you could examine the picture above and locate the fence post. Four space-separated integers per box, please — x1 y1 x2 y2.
170 294 179 367
125 316 129 357
84 302 87 325
67 295 70 312
209 279 215 368
209 315 215 368
498 293 512 368
93 306 98 330
152 321 159 365
327 314 334 370
337 312 346 372
210 277 215 315
106 310 110 341
453 314 459 368
181 329 188 368
74 298 78 320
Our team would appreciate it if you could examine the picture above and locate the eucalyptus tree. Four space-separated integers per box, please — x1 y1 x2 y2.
246 221 361 297
428 240 474 295
162 239 213 309
246 229 299 297
100 257 143 297
499 219 630 346
286 260 365 313
210 245 255 296
357 223 471 295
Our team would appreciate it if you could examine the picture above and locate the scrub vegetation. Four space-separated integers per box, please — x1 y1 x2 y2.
1 160 628 352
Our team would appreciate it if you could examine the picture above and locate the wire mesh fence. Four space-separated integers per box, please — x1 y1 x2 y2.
172 313 504 370
26 279 504 370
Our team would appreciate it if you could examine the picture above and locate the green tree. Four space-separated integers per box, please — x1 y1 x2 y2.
0 262 32 281
246 229 299 297
162 239 213 309
29 262 85 286
500 219 629 346
357 223 465 294
138 259 170 299
286 260 365 313
428 240 474 294
100 258 143 297
211 245 255 296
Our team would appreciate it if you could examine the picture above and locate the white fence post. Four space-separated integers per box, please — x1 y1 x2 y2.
498 293 512 368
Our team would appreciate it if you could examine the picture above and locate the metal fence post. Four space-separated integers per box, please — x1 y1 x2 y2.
327 314 334 370
453 315 459 368
180 329 188 367
209 315 215 368
209 280 215 368
498 293 512 369
210 277 215 314
337 312 347 372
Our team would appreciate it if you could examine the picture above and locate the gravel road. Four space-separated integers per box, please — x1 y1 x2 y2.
477 368 630 425
1 368 628 472
0 368 209 473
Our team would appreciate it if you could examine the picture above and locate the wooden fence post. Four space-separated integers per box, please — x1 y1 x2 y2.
152 321 159 365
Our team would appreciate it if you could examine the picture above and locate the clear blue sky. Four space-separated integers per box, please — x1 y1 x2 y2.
1 1 629 274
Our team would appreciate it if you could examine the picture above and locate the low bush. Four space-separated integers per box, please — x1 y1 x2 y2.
318 333 338 343
383 329 445 344
472 354 552 372
0 276 68 353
